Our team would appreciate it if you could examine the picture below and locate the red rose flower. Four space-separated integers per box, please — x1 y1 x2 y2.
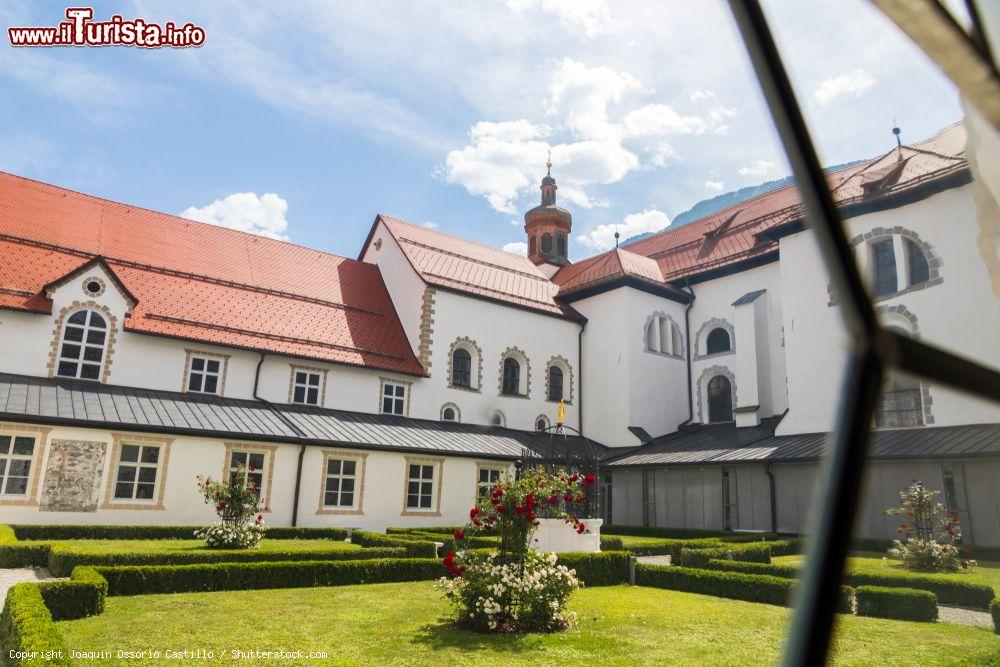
249 465 255 472
576 523 586 534
547 496 558 505
453 529 465 541
952 513 960 522
257 513 262 521
563 494 573 502
583 474 597 486
470 507 479 519
496 504 507 513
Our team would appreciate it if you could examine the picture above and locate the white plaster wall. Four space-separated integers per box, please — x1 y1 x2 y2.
778 184 1000 436
3 420 513 531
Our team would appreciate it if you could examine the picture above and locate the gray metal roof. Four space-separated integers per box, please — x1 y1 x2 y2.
732 289 766 306
603 419 1000 467
0 373 601 460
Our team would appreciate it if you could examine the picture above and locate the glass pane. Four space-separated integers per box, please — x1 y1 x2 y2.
86 329 105 345
203 376 218 394
324 492 337 506
340 492 353 507
80 364 100 380
8 460 30 476
249 453 265 469
135 483 155 500
206 360 220 373
116 465 136 482
12 437 33 456
83 346 103 362
138 466 157 483
114 482 133 499
191 357 204 371
382 398 393 413
406 494 419 508
88 312 106 328
407 481 419 495
231 451 245 467
306 388 318 404
308 374 320 386
325 478 340 493
188 373 201 391
68 311 87 325
327 459 341 475
395 385 405 397
0 436 9 455
342 460 356 476
296 371 307 384
293 386 306 403
341 478 355 493
120 445 139 462
0 459 6 477
140 447 159 464
57 361 77 377
63 326 83 342
4 476 26 495
61 343 81 359
408 464 419 479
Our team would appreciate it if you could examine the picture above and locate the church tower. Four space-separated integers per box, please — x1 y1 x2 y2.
524 157 572 269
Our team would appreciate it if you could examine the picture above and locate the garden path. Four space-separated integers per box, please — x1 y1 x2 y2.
0 567 58 605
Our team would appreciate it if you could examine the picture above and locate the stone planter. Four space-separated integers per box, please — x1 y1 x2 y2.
529 518 602 553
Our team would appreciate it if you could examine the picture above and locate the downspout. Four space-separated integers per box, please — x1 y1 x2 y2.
252 352 308 527
765 462 778 534
577 317 587 436
678 279 697 427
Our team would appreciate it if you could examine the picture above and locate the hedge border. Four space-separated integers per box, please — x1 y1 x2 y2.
0 583 71 667
991 597 1000 634
7 524 347 542
855 585 938 622
556 551 631 586
350 531 437 557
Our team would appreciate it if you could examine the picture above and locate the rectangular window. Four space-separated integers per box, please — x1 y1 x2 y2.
0 435 35 496
406 463 435 510
381 381 407 415
477 467 503 497
187 356 221 394
875 374 924 428
941 463 969 542
872 239 897 297
722 467 738 531
601 472 613 523
323 458 358 508
229 450 266 500
292 370 322 406
113 443 161 501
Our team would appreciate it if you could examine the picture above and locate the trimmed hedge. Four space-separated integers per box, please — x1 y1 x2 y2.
386 526 463 536
0 543 51 569
604 525 780 541
46 545 405 577
678 542 772 567
0 583 71 666
350 531 437 557
618 537 724 558
556 551 631 586
7 524 347 542
93 557 442 596
0 524 15 545
599 536 624 551
856 585 938 622
702 559 994 609
991 597 1000 634
37 566 107 621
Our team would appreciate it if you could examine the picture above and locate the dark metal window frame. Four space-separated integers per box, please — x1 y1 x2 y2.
726 2 1000 664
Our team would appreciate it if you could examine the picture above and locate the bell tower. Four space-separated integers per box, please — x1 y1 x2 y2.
524 156 572 268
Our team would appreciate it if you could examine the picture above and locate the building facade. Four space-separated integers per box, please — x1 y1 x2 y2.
1 121 998 542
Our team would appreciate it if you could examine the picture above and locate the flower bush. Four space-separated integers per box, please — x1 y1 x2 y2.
886 478 975 572
195 464 265 549
438 467 596 632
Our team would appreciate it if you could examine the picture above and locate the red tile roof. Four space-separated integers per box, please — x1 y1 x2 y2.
0 173 425 376
624 122 968 281
552 247 668 298
374 214 581 319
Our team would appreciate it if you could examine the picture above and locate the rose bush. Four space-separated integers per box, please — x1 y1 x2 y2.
195 464 265 549
438 467 596 632
886 478 975 572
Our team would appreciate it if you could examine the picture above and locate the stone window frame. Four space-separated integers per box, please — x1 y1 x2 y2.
0 424 52 506
400 455 444 517
490 410 507 428
315 449 368 516
829 227 943 306
497 346 531 398
101 433 173 510
447 337 483 392
81 276 107 298
474 461 507 498
181 349 231 396
543 355 574 404
222 442 278 512
696 365 737 424
417 288 436 374
643 311 685 359
534 414 551 432
440 402 461 423
47 301 119 384
378 377 412 416
874 308 934 427
693 318 736 360
287 364 329 407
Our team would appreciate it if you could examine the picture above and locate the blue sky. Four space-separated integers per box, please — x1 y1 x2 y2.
0 1 963 260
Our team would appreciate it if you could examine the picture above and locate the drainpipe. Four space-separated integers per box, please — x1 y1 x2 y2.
252 352 308 527
678 280 697 428
577 318 588 436
765 462 778 534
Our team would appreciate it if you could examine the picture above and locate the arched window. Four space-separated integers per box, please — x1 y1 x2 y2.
490 411 506 427
56 310 108 380
672 324 683 355
529 235 537 256
451 348 471 388
876 373 924 428
501 357 521 395
906 239 930 286
535 415 549 431
872 239 898 297
645 319 658 352
441 404 459 422
707 375 733 423
706 328 731 355
547 366 564 401
540 233 553 255
556 233 567 257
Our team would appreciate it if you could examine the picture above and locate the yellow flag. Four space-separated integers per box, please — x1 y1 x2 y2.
557 400 565 425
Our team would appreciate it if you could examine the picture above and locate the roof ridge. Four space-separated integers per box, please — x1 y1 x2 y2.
379 212 545 266
0 170 354 264
395 235 552 283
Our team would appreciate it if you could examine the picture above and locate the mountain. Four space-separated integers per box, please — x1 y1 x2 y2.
621 161 863 247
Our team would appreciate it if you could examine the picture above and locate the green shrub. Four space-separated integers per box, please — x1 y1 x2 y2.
619 537 723 558
0 543 51 569
855 586 937 622
36 566 107 621
766 539 804 557
991 597 1000 634
555 551 631 586
350 531 437 557
94 558 442 596
702 559 993 608
636 564 794 606
0 583 71 666
679 542 771 567
386 526 464 536
0 524 15 545
604 525 780 541
262 527 349 541
599 536 624 551
46 545 406 577
9 524 348 542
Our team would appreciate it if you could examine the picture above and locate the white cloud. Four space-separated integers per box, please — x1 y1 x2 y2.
505 0 617 37
623 104 707 137
689 89 717 102
502 241 528 256
704 180 725 192
547 58 642 141
577 208 670 250
422 221 438 229
814 68 877 107
181 192 290 240
510 219 522 226
738 159 777 177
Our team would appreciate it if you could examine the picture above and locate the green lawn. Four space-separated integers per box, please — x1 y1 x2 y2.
775 552 1000 592
57 582 1000 666
22 538 359 554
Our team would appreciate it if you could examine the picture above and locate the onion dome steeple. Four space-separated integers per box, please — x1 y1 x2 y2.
524 154 572 267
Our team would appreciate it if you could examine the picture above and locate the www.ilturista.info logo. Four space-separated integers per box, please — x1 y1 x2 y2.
8 7 205 48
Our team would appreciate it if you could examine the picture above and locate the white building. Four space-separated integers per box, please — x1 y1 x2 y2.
1 121 998 542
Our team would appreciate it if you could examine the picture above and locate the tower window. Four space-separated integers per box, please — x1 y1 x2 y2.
706 328 731 355
872 239 897 297
541 233 553 255
557 233 567 257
